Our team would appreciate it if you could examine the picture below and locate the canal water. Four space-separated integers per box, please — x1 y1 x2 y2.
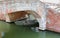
0 21 60 38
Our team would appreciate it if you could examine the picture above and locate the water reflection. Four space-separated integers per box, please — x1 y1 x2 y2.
38 31 46 38
0 21 60 38
0 21 10 32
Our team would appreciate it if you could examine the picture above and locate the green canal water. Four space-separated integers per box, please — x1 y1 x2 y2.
0 21 60 38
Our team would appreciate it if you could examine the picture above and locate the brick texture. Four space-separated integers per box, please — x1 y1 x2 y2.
46 8 60 32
